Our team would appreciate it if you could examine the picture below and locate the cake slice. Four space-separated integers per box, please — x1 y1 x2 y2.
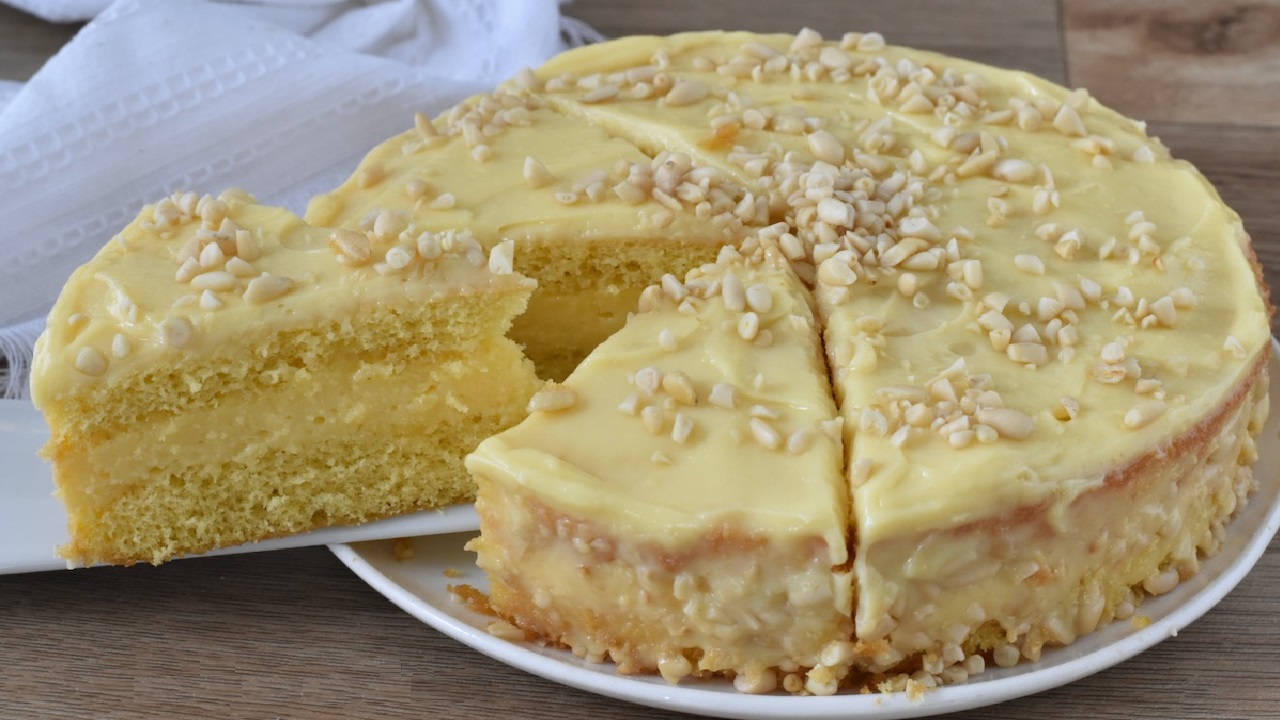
465 235 854 694
795 47 1274 685
31 189 541 566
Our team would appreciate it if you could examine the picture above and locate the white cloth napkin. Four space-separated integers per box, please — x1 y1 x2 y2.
0 0 586 398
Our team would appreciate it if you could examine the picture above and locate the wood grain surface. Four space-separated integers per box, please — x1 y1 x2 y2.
1 1 1278 718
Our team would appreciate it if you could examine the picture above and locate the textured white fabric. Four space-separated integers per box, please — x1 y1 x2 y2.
0 80 21 115
0 0 573 397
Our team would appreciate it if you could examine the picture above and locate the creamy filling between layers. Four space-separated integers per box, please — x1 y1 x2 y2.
55 340 537 566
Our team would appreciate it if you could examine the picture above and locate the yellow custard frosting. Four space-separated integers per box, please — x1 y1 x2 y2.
32 190 540 566
467 237 855 692
462 29 1271 693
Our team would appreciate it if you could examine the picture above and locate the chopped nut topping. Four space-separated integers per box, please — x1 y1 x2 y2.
634 366 663 396
523 156 554 189
749 417 782 450
225 257 257 277
527 383 577 413
356 163 384 189
721 272 746 311
661 371 697 405
974 407 1034 439
242 274 295 304
664 79 708 107
329 229 372 266
429 193 456 210
1169 287 1197 309
1123 401 1166 430
199 290 223 311
160 316 194 349
1013 254 1046 275
191 271 237 292
641 404 665 434
657 328 678 352
737 312 760 341
1007 342 1048 365
745 283 773 313
235 230 261 261
1223 335 1248 360
785 427 815 455
199 242 225 270
1150 296 1177 327
414 111 438 139
174 257 201 283
992 158 1035 183
671 412 694 444
488 240 515 276
807 130 845 166
74 346 108 376
709 382 738 410
581 83 620 103
1052 104 1086 136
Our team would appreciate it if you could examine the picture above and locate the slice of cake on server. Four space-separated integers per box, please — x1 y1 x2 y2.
466 235 855 694
31 189 541 566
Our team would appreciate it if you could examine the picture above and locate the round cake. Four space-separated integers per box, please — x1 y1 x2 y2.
460 29 1272 694
28 25 1272 694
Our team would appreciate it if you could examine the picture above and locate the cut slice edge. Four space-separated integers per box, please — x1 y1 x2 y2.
466 234 857 693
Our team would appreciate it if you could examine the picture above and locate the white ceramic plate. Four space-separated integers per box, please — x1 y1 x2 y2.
0 399 479 575
330 346 1280 720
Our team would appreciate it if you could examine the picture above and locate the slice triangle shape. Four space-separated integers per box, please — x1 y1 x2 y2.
31 190 541 566
466 234 855 694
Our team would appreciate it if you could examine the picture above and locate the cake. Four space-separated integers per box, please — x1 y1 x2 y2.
461 30 1272 693
26 24 1272 692
30 189 541 566
467 237 854 694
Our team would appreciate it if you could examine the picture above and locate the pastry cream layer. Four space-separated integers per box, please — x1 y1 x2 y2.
467 238 854 689
57 342 531 566
32 191 540 565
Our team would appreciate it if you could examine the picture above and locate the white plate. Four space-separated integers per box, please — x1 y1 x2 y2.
0 399 479 574
330 345 1280 720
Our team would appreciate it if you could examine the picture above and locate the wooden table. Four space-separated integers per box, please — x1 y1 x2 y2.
2 1 1278 718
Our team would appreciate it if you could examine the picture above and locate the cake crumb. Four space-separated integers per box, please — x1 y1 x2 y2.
487 619 528 642
391 537 415 561
448 584 497 617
